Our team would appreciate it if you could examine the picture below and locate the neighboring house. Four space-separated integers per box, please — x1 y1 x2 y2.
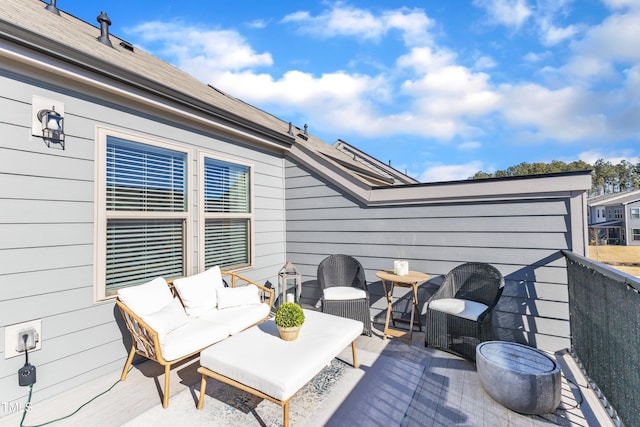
587 189 640 245
1 0 592 416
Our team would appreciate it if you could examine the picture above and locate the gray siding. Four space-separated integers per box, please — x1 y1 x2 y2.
285 160 587 353
0 70 286 408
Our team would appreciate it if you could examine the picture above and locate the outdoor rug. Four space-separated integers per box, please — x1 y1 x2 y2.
123 347 425 427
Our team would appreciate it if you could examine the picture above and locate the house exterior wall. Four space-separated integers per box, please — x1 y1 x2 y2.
285 160 589 353
0 68 287 411
626 201 640 246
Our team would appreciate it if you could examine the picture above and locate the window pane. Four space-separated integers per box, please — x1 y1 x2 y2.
204 158 250 213
204 219 249 269
106 218 185 292
107 137 186 211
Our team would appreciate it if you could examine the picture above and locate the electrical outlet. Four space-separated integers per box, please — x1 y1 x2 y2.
16 328 38 352
4 320 42 359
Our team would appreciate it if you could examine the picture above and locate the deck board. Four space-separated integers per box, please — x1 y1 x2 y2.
4 325 615 427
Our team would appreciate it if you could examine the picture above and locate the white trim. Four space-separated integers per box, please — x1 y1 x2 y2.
93 126 193 302
197 150 255 273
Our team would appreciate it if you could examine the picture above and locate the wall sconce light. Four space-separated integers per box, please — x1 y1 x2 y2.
37 106 65 150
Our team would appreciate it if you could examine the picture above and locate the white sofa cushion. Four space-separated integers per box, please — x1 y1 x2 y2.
216 284 261 309
323 286 367 301
160 319 230 361
141 298 189 339
117 277 173 316
428 298 488 321
173 266 225 317
198 303 271 335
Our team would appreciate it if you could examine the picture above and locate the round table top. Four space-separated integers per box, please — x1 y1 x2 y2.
376 270 430 284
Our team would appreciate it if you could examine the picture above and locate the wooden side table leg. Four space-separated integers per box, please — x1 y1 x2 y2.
382 280 392 340
408 284 416 341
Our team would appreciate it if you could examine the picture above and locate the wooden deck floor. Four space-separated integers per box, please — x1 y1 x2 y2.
4 325 614 427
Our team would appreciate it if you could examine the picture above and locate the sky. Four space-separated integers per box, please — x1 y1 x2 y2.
65 0 640 182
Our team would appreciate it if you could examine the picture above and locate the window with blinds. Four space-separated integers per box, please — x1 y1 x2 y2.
203 157 252 270
104 136 187 293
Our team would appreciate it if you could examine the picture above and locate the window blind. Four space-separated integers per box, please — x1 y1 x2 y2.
105 137 187 292
204 158 249 213
106 137 186 211
203 157 251 269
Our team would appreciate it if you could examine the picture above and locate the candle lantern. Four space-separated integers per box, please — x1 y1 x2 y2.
278 261 302 305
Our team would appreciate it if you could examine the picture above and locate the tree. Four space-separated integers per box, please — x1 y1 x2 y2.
470 158 640 196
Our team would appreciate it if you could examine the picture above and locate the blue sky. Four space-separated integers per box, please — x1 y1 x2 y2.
67 0 639 182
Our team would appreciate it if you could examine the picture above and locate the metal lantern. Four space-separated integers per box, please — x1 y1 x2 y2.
278 261 302 305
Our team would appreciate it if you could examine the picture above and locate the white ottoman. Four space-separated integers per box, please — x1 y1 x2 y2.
197 309 363 427
476 341 562 415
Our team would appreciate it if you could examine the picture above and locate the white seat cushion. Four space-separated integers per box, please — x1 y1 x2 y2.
117 277 173 316
428 298 488 321
198 303 271 335
216 285 261 309
160 319 229 361
200 310 363 401
140 298 189 339
323 287 367 301
173 266 225 317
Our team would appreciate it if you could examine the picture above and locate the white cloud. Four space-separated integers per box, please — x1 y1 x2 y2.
128 21 272 73
280 3 434 46
419 161 485 182
459 141 482 150
499 83 607 141
473 0 532 29
579 150 640 165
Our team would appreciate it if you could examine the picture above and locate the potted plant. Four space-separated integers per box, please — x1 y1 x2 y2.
275 302 305 341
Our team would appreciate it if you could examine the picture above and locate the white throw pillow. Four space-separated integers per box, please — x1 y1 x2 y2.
428 298 488 321
173 266 225 317
141 298 189 339
217 285 261 310
117 277 172 316
323 287 367 301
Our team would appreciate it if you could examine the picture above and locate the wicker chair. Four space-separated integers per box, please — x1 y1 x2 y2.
317 254 372 336
424 262 504 361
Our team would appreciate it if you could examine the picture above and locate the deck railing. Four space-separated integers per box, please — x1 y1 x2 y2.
563 250 640 427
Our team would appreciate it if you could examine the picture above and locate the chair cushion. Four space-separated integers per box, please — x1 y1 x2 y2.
216 284 261 309
198 303 271 335
141 298 189 339
429 298 488 321
173 266 225 317
160 319 230 361
323 286 367 301
117 277 173 316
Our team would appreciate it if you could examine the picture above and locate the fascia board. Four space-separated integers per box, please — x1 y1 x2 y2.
290 143 592 207
369 172 593 205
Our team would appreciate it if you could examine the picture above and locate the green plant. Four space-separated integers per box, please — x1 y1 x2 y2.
275 302 305 328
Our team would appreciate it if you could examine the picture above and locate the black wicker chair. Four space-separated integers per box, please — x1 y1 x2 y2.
317 254 372 336
424 262 504 361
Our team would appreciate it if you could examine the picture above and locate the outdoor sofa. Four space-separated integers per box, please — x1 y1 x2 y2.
115 266 274 408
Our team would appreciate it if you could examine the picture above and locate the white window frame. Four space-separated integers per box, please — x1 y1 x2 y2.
631 208 640 219
198 151 255 272
94 127 192 301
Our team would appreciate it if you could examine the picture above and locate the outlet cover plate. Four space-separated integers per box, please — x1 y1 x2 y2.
5 320 42 359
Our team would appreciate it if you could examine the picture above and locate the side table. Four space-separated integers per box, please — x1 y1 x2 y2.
376 270 430 341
